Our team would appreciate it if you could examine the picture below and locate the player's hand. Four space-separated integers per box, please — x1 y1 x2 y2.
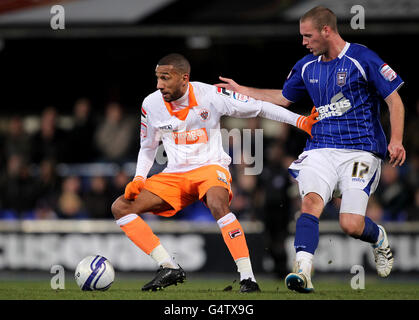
124 176 146 200
388 140 406 167
296 106 319 138
215 76 244 93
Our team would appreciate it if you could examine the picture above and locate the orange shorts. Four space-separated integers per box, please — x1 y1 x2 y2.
143 165 233 217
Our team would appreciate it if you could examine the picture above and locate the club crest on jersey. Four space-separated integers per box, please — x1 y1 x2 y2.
380 63 397 81
337 72 347 87
199 108 210 121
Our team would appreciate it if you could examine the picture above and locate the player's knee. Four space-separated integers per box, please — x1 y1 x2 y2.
301 192 324 217
340 217 363 237
207 200 229 221
205 187 230 220
111 196 131 220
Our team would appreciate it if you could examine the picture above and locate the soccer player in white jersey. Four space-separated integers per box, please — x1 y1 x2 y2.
111 53 318 292
216 6 406 293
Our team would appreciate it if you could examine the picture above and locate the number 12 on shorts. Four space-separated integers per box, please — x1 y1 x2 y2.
352 162 369 178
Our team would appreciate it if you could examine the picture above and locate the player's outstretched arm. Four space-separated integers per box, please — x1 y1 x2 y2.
125 106 160 200
259 103 319 137
124 145 157 200
213 85 318 137
385 90 406 167
215 76 291 107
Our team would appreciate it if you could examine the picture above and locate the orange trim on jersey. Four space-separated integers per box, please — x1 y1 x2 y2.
163 83 198 120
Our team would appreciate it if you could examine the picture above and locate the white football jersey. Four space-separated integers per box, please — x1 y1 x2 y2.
136 81 265 176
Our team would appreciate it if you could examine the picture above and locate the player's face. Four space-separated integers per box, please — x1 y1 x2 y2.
300 19 328 56
156 65 188 102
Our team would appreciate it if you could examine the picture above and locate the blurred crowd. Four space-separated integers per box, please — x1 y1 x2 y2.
0 98 138 220
0 96 418 227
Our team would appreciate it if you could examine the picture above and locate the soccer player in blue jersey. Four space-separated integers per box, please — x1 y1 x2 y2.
216 6 406 293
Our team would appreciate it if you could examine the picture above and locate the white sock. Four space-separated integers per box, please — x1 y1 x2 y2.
236 257 256 282
150 244 178 269
216 212 236 228
115 213 138 226
296 251 313 275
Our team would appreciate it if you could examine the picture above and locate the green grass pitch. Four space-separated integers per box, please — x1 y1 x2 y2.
0 274 418 300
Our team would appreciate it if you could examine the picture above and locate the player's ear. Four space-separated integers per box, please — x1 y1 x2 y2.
182 73 190 82
321 25 331 37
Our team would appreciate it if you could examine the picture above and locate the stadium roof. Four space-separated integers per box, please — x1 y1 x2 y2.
0 0 418 38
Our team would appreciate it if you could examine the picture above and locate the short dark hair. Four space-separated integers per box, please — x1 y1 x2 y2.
300 6 338 32
157 53 191 74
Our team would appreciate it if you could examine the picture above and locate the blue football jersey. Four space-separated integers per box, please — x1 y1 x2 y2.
282 42 404 159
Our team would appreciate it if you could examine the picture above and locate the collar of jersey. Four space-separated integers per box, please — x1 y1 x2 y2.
163 83 198 121
317 42 350 64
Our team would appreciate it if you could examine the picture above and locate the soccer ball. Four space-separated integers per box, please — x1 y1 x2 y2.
75 255 115 291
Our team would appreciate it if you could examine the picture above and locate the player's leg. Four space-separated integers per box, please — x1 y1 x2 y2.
111 189 186 290
286 151 337 293
285 190 325 293
204 186 260 293
112 190 176 264
339 190 394 277
338 151 393 277
203 184 260 292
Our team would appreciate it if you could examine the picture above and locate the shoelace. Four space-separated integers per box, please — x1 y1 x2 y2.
374 247 392 264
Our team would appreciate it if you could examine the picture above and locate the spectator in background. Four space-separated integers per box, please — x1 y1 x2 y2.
109 170 130 201
30 106 67 164
0 154 37 219
94 102 136 163
3 115 31 162
375 163 411 221
258 139 293 277
55 175 88 219
32 199 57 219
366 195 385 223
404 98 419 159
229 162 258 220
33 158 61 210
66 98 98 163
83 176 113 219
405 153 419 193
406 187 419 221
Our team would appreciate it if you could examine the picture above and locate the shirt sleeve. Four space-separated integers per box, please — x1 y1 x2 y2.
135 104 161 178
210 86 263 118
364 48 404 99
281 59 308 103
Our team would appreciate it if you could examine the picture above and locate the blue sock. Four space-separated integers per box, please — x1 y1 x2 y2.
294 213 319 254
357 216 379 243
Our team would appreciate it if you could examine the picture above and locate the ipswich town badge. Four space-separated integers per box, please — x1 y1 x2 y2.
337 72 347 87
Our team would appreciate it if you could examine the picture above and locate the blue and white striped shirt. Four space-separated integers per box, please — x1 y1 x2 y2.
282 42 404 160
